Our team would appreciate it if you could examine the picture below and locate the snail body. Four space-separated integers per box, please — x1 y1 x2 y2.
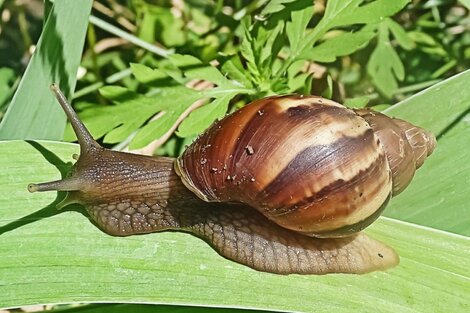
28 85 435 275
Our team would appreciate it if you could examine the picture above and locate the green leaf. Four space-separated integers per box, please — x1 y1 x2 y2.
130 63 170 86
460 0 470 9
128 86 201 149
0 0 93 140
322 74 334 99
221 57 253 89
383 70 470 236
64 85 201 148
328 0 410 27
168 54 228 86
261 0 298 15
367 23 405 98
259 22 284 67
300 26 377 62
138 5 185 47
344 96 371 108
386 19 414 50
70 56 251 150
303 0 408 47
0 141 469 311
407 31 447 57
63 87 165 144
177 93 236 138
240 17 261 82
286 4 313 57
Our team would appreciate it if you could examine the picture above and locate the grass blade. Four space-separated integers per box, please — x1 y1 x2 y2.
0 0 93 140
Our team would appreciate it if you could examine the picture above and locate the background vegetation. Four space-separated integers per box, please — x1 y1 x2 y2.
0 0 469 312
1 0 469 154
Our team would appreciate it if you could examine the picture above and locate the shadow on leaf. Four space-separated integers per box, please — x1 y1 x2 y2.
0 141 88 236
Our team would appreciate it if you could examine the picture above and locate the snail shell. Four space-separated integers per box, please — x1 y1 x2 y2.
176 95 436 238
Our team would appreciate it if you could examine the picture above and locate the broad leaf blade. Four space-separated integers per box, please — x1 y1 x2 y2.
0 140 468 311
0 0 93 140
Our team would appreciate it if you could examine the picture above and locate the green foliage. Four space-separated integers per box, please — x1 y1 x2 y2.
2 69 470 309
0 68 15 112
0 0 93 140
302 25 377 63
367 21 406 98
65 55 249 149
59 0 413 152
0 1 469 312
1 0 468 155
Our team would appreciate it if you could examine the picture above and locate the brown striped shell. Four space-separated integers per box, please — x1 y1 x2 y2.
175 95 436 238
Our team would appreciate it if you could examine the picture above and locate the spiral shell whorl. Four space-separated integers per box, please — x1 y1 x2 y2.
392 118 436 169
177 96 393 238
355 109 436 195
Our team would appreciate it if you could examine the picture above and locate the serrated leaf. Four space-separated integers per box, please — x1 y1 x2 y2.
130 63 170 86
300 26 377 62
367 23 405 98
128 87 201 149
63 87 164 143
221 57 253 89
65 86 200 147
288 72 311 93
74 55 250 150
327 0 410 28
293 0 409 64
240 17 261 82
259 22 284 66
169 54 227 87
177 93 236 138
386 18 414 50
0 0 93 140
286 4 313 57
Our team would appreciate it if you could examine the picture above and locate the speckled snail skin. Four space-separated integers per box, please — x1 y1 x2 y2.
29 84 436 275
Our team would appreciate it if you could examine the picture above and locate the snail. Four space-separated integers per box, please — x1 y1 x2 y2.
28 84 436 275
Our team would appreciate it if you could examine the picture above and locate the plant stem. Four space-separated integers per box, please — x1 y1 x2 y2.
88 15 172 58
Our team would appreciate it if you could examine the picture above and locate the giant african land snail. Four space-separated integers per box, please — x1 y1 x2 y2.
29 85 435 275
